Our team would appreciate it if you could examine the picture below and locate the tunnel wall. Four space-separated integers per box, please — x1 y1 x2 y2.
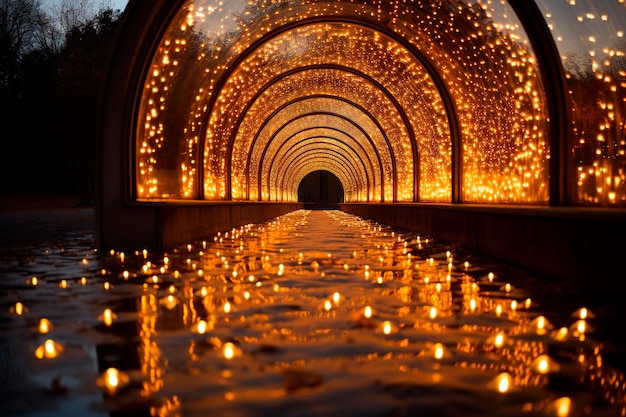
98 202 302 251
340 203 626 287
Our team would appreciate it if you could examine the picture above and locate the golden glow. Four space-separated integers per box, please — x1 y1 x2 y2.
135 0 554 204
98 308 118 326
38 318 52 334
11 301 25 316
96 368 131 395
8 210 626 414
495 372 512 393
223 342 236 360
434 343 444 360
35 339 63 359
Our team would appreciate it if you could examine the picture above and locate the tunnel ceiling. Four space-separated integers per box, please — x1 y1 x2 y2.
134 0 626 206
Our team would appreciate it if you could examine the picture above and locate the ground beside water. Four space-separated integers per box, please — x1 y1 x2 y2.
1 195 625 417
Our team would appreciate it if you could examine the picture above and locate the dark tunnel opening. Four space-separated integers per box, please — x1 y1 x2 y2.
297 170 345 209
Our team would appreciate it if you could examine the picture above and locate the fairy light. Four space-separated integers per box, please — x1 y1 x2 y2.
135 0 558 205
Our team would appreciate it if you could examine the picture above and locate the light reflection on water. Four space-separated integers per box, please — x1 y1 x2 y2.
1 210 625 417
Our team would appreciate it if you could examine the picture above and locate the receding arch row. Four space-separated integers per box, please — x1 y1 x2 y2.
259 126 381 202
280 155 361 202
232 66 422 203
279 149 363 200
133 2 546 206
203 19 459 203
270 140 371 202
250 97 396 202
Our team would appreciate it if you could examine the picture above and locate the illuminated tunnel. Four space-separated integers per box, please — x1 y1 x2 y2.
98 0 626 284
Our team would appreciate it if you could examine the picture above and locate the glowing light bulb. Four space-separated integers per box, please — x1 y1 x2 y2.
429 306 438 319
364 306 373 318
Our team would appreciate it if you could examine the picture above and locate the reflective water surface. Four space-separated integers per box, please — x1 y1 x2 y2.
1 210 625 416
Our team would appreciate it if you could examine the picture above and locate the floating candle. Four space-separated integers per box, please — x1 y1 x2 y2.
531 354 561 374
432 343 443 359
98 308 118 326
97 367 130 395
223 342 236 359
11 301 26 316
35 339 63 359
382 320 393 335
492 372 512 393
38 318 52 334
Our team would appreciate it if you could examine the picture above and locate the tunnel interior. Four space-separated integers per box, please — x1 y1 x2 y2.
126 0 625 207
98 0 626 281
298 170 345 208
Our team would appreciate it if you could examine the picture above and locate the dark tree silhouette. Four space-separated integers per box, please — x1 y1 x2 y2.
0 1 120 204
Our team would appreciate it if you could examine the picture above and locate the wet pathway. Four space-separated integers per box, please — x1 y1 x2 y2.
1 210 625 416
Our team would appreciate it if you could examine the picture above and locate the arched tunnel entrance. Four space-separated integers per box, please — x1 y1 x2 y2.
98 0 626 285
298 170 345 208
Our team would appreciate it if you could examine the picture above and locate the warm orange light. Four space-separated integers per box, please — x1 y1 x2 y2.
434 343 444 360
98 308 118 326
382 320 392 335
35 339 63 359
38 318 52 334
97 367 130 394
223 342 236 359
